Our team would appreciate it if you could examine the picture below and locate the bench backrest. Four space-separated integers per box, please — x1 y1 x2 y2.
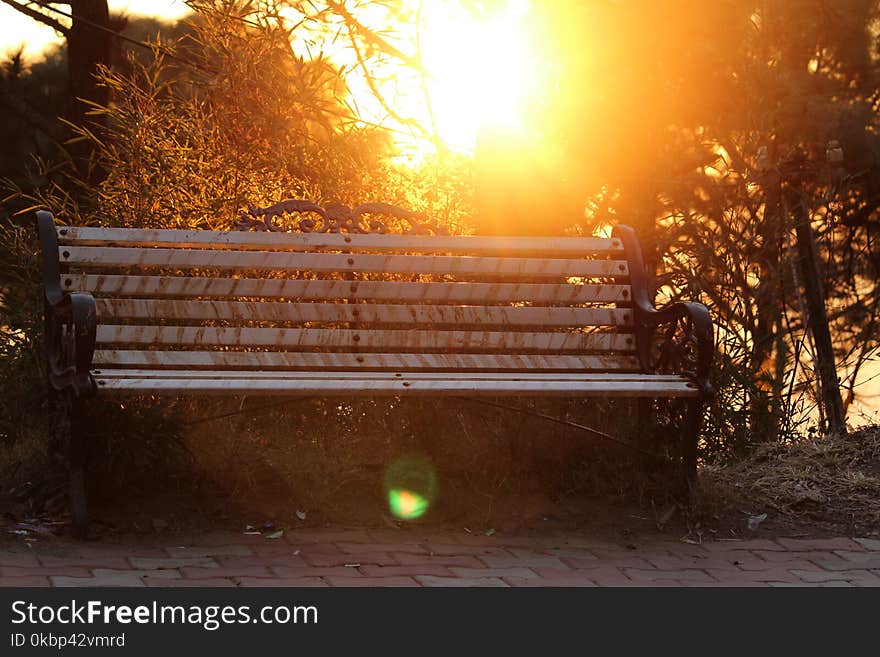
54 225 639 374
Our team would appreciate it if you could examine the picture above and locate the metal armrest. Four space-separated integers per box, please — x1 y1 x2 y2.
612 225 714 396
37 211 97 396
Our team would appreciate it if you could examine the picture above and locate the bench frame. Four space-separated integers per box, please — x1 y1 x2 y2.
36 204 713 538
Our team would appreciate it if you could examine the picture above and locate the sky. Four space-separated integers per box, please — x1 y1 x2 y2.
0 1 191 61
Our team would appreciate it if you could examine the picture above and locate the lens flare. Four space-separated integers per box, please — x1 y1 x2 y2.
388 489 429 520
384 455 437 521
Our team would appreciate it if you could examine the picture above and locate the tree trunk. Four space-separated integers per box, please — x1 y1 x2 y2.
66 0 111 181
786 184 847 434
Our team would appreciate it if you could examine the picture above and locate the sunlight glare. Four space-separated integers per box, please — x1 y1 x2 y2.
419 0 537 152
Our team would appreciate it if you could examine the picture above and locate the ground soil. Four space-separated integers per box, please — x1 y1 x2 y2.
3 421 879 546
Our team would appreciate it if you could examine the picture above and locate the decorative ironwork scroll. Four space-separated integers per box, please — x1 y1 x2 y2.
235 200 449 235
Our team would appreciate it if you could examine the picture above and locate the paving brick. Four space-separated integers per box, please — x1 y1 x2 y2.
650 542 714 559
505 572 598 587
11 528 880 590
368 530 455 544
1 566 92 578
146 578 236 587
478 554 569 570
217 555 308 568
103 568 182 580
0 553 40 567
703 568 800 584
358 564 454 578
702 539 784 551
391 553 483 568
327 576 421 587
646 556 744 572
165 545 253 558
562 555 653 570
422 544 512 558
684 580 768 588
815 554 880 570
238 577 329 587
832 550 880 563
166 532 253 547
129 557 219 569
591 549 672 560
854 538 880 551
301 551 397 567
251 542 312 557
51 568 180 587
288 530 374 544
38 556 131 570
0 576 50 587
336 542 427 555
698 550 760 564
752 549 840 564
623 568 716 582
453 534 504 547
512 546 598 560
777 538 863 552
271 565 364 578
181 566 272 579
738 558 828 572
505 535 620 551
791 569 880 584
534 566 632 587
415 575 508 587
769 582 856 587
599 578 685 587
73 546 169 559
450 566 538 579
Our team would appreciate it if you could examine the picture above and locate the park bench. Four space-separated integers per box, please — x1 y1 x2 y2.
36 201 713 537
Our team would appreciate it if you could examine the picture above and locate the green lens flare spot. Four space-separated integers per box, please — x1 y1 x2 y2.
388 489 429 520
384 454 437 521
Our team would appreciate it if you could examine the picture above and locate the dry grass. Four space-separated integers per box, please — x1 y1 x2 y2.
700 426 880 534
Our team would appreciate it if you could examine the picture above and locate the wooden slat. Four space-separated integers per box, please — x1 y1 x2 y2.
60 246 629 279
58 226 623 256
94 376 699 397
92 350 642 372
65 275 632 304
94 298 632 327
95 370 683 382
94 326 635 351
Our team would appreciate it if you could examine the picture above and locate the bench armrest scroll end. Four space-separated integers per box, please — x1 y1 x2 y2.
612 224 714 397
38 212 98 396
643 301 714 398
46 292 98 397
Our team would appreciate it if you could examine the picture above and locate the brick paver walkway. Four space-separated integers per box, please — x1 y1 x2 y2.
1 530 878 587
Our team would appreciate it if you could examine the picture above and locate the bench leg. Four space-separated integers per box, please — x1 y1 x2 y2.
68 401 90 539
682 398 702 504
51 389 89 539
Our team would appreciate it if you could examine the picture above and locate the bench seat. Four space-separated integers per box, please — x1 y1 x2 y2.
91 370 701 396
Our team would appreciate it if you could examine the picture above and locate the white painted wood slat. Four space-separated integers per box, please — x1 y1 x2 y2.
92 350 642 372
94 376 699 397
94 298 632 327
65 275 632 304
58 226 623 256
60 246 629 279
94 326 636 351
95 370 684 382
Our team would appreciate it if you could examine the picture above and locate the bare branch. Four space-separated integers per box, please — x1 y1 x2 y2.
326 0 420 69
0 0 69 36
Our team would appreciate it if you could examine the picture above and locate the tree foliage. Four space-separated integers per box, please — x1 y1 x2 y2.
509 1 880 450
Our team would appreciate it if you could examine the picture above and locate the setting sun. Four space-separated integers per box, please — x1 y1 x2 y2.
320 0 540 157
417 0 537 151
